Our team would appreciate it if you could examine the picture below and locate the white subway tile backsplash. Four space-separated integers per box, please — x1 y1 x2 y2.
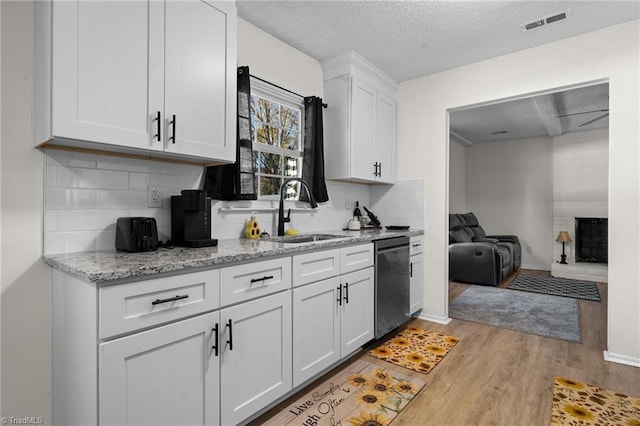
96 190 148 209
46 188 97 210
57 167 129 190
44 151 424 254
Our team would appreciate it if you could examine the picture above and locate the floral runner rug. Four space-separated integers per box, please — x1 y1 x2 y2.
367 326 460 374
261 358 425 426
552 377 640 425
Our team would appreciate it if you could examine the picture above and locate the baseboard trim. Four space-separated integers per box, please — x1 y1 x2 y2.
603 350 640 367
416 312 451 325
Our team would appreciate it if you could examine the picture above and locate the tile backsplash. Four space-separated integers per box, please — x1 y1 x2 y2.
44 149 425 254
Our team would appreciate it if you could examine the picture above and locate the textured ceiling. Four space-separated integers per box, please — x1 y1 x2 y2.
236 1 640 82
450 83 610 144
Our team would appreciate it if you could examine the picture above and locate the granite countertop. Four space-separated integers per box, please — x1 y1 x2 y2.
43 228 423 284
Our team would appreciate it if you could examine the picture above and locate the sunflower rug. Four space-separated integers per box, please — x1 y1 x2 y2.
367 326 460 374
552 377 640 425
261 358 425 426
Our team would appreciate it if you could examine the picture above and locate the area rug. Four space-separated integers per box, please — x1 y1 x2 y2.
551 377 640 425
509 274 600 302
261 358 425 426
449 286 581 342
367 326 460 374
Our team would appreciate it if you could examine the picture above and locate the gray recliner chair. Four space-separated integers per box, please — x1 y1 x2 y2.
449 213 520 286
457 212 521 270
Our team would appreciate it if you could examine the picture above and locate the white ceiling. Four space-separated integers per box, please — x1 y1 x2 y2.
450 83 610 144
236 1 634 144
236 1 639 82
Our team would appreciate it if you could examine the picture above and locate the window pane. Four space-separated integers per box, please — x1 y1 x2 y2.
280 106 300 132
254 123 279 146
251 95 279 126
257 152 282 175
284 156 299 177
280 129 299 150
260 176 281 197
282 180 300 200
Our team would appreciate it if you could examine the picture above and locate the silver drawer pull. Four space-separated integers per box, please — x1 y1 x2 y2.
151 294 189 305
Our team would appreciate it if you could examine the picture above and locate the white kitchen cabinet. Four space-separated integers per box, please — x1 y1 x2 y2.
99 311 220 426
220 291 292 425
340 267 375 355
410 236 424 314
292 244 374 387
292 277 341 386
37 0 236 163
322 51 397 184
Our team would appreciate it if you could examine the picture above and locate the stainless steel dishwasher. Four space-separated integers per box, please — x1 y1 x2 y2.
374 236 411 338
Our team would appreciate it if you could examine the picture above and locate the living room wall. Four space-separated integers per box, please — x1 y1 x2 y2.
448 139 467 213
464 136 553 270
396 19 639 365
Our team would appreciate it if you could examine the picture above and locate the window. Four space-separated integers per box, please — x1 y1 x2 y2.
250 78 304 200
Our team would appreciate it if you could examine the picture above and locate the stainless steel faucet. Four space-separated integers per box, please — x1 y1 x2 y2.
277 178 318 236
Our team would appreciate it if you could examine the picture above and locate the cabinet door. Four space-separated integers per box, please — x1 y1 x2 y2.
340 267 374 357
375 91 396 183
220 291 292 425
164 0 237 161
99 311 220 426
410 254 424 314
292 277 341 387
350 76 377 181
52 1 164 151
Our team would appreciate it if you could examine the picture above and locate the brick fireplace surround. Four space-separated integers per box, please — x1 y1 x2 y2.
551 130 608 283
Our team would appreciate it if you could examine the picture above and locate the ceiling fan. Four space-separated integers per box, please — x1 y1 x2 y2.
556 109 610 127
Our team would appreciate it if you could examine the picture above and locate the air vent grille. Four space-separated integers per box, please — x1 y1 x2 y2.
521 9 571 31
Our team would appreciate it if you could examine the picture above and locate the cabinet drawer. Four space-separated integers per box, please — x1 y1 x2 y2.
220 257 291 306
99 270 220 338
410 236 424 256
293 249 340 287
340 243 374 275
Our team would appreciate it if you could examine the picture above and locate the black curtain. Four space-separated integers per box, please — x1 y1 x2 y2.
300 96 329 203
204 66 257 200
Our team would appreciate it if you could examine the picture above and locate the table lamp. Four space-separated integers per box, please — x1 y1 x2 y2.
555 231 572 264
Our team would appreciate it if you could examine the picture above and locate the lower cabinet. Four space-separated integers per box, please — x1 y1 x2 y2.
99 312 220 426
292 266 374 387
409 237 424 314
219 291 292 425
99 290 292 426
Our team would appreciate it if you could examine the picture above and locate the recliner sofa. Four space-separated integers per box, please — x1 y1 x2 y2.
449 212 521 286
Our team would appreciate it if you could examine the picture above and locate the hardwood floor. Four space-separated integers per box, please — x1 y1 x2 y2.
251 271 640 425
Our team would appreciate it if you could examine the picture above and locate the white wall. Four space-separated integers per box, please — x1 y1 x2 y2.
1 1 52 422
396 20 640 364
448 139 467 213
465 136 553 270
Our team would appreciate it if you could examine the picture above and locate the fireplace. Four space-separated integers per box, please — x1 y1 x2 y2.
575 218 608 263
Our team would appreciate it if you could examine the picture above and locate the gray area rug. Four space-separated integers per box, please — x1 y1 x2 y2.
508 274 600 301
450 286 581 342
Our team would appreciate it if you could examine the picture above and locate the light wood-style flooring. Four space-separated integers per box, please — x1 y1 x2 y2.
251 270 640 425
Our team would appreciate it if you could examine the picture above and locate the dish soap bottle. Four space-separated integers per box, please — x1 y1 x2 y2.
245 216 261 239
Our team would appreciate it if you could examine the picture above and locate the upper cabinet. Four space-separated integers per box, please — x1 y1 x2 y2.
35 0 237 164
322 51 397 184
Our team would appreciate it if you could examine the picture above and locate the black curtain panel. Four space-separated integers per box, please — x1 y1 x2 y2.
300 96 329 203
204 66 257 200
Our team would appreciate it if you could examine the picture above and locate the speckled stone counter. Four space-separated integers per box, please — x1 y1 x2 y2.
43 229 423 283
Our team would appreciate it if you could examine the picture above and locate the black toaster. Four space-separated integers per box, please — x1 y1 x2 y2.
115 217 159 252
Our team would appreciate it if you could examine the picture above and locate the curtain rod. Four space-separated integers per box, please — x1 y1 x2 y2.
250 74 328 108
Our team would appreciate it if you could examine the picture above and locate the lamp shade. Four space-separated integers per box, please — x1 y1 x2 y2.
555 231 572 243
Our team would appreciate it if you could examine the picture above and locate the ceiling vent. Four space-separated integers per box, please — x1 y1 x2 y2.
521 9 571 32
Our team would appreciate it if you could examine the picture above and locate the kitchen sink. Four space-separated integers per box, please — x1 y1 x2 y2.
266 233 348 244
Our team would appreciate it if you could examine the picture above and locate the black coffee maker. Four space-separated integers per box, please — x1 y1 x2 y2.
171 189 218 247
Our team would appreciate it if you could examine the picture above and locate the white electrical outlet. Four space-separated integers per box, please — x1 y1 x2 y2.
526 245 532 253
345 197 352 210
147 185 162 208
